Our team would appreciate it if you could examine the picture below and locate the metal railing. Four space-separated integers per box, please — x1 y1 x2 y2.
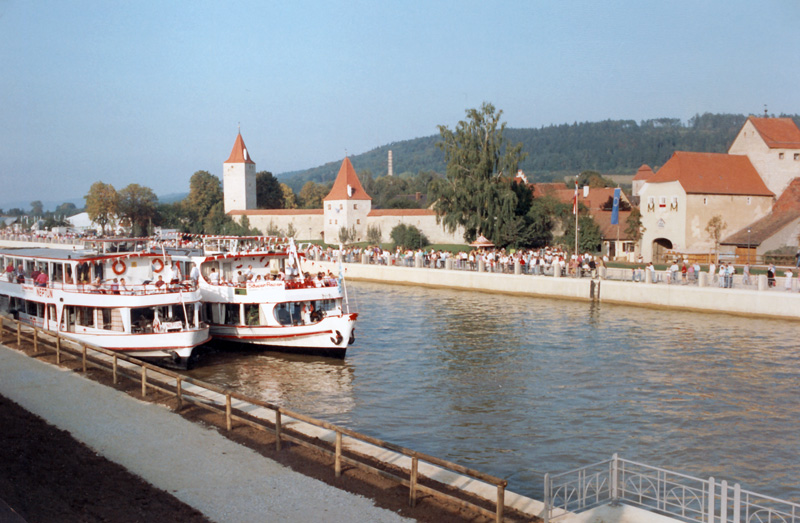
0 317 509 522
543 454 800 523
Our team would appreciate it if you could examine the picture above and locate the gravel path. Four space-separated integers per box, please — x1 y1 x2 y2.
0 344 412 523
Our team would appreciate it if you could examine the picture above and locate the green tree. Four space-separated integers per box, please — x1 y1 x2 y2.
118 184 158 236
30 200 44 216
84 181 118 234
561 214 603 254
366 224 383 244
185 171 223 231
390 224 429 249
431 102 527 245
338 225 357 245
55 202 78 216
280 183 298 209
298 181 329 209
625 207 645 244
256 171 284 209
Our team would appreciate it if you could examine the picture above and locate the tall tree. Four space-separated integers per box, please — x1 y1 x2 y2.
118 184 159 236
298 181 330 209
55 202 78 216
706 215 727 264
280 183 298 209
256 171 284 209
84 181 118 234
430 102 527 244
30 200 44 216
184 171 223 232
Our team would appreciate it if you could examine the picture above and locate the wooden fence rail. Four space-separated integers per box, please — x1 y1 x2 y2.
0 317 510 522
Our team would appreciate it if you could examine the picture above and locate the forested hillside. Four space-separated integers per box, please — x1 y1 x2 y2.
278 113 800 191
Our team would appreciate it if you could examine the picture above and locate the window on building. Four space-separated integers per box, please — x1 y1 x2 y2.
327 204 331 210
659 196 666 208
357 219 360 224
339 204 343 210
747 197 752 205
779 152 785 159
353 204 358 209
703 197 708 205
795 153 799 160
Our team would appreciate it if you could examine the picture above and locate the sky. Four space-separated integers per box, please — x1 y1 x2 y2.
1 0 799 210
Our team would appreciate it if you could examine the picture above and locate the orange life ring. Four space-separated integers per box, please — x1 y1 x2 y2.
152 259 164 273
112 259 126 275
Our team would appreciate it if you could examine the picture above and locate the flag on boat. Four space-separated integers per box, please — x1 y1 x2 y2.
611 187 621 225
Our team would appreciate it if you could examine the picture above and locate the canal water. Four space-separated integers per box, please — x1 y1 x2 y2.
186 281 800 501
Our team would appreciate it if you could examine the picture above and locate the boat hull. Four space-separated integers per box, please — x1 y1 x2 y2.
208 314 356 358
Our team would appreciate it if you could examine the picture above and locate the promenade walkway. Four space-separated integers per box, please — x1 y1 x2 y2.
0 343 411 523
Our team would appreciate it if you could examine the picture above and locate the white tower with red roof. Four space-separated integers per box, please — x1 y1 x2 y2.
322 157 372 244
223 132 257 214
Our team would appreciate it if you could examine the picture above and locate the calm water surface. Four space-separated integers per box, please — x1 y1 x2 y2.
186 281 800 500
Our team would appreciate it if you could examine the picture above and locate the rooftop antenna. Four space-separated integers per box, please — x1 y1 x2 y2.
764 105 768 117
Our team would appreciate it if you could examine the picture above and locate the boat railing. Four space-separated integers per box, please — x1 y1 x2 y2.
15 280 199 296
206 277 338 291
1 317 512 523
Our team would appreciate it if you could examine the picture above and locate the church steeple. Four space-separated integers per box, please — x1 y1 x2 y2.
225 132 256 164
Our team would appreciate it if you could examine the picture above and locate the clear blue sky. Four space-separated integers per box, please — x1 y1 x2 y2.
1 0 799 209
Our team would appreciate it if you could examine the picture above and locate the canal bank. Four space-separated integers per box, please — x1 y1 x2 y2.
310 260 800 321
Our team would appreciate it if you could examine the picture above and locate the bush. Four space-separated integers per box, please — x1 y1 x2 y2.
390 224 429 249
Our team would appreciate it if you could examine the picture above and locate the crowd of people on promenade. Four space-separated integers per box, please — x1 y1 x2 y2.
305 244 800 292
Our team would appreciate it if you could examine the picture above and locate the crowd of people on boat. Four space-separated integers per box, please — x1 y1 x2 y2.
203 263 338 289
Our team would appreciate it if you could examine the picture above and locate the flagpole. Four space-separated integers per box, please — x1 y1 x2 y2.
574 179 579 264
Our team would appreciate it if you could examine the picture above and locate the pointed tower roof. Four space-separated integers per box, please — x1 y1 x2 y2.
323 157 371 201
632 164 654 181
225 133 255 164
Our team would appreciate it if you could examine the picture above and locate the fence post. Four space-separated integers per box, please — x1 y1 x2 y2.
720 480 728 523
707 477 715 523
496 483 505 523
543 473 551 523
335 431 342 478
33 325 38 354
176 378 182 410
81 344 87 373
733 483 741 523
611 453 619 505
0 318 4 340
55 332 61 364
409 457 418 507
112 354 118 384
17 322 21 346
226 394 232 431
141 367 147 397
275 411 282 451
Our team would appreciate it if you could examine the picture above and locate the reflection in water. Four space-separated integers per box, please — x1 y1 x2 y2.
188 281 800 501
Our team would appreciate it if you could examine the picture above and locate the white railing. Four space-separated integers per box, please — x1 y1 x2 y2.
543 454 800 523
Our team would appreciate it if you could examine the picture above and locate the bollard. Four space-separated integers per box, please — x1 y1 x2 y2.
758 274 767 291
361 253 367 265
478 258 485 273
514 260 521 275
698 271 708 287
414 256 422 269
445 258 453 270
645 269 653 284
554 264 561 278
600 266 607 280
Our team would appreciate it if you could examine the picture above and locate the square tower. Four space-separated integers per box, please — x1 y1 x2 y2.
223 133 257 213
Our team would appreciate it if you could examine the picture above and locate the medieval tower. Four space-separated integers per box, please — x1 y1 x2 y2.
322 157 372 244
223 132 257 214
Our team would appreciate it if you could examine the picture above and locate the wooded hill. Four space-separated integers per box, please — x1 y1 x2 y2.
277 113 800 192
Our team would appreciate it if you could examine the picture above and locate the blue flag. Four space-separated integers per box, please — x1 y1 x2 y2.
610 188 621 225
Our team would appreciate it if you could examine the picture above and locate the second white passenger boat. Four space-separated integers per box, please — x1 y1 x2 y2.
166 235 358 358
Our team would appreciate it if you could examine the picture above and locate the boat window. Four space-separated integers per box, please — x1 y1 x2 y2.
224 304 240 325
131 307 154 333
274 303 292 325
47 304 56 323
244 304 260 326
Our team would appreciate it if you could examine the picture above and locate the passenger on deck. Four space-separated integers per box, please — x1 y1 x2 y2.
189 263 200 284
118 278 130 295
35 271 48 287
155 275 166 291
16 265 25 284
276 304 291 325
301 302 311 324
209 267 220 285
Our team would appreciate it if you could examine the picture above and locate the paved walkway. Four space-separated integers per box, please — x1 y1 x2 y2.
0 344 411 523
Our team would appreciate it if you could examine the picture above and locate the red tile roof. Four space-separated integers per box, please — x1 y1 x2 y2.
323 158 371 201
594 210 633 241
228 209 324 216
647 151 773 196
748 117 800 149
224 133 255 164
632 164 654 181
368 209 436 217
531 184 629 211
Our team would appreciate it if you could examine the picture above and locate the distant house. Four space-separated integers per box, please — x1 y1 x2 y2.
532 183 634 258
728 117 800 198
638 152 774 262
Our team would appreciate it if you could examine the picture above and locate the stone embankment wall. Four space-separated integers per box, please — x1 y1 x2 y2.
310 260 800 321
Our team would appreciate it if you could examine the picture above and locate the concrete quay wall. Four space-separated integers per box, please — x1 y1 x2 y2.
313 261 800 321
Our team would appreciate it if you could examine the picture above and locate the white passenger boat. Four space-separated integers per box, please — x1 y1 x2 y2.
0 241 211 369
167 235 357 358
